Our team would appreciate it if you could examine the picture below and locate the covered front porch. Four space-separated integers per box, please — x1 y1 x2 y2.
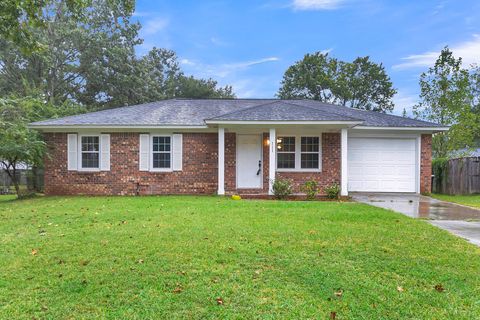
212 123 353 197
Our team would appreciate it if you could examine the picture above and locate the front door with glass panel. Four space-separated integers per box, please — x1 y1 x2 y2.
237 134 262 188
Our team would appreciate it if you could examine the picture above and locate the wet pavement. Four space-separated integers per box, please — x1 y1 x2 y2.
351 193 480 246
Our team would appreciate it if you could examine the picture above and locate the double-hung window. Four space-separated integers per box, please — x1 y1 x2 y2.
152 136 171 170
276 136 321 171
301 137 320 169
277 137 296 169
80 136 100 169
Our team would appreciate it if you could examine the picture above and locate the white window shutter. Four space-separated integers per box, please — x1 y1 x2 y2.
139 134 150 171
100 134 110 171
67 134 78 171
172 134 183 171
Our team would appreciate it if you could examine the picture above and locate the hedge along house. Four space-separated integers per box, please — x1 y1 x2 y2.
29 99 448 196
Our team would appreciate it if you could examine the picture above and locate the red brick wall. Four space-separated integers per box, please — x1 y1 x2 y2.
276 133 341 194
46 131 431 196
420 134 432 194
44 132 220 195
44 131 343 196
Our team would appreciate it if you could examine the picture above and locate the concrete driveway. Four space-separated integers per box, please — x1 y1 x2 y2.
351 193 480 246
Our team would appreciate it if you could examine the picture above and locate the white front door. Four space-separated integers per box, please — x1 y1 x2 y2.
237 134 263 188
348 137 417 192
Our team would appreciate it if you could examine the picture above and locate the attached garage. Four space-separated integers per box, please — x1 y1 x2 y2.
347 137 418 193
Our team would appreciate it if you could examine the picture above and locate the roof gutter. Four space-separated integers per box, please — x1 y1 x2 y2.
352 126 450 132
28 124 209 130
204 120 364 125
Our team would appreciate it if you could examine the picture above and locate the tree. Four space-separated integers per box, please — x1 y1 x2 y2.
0 0 142 107
0 0 134 54
413 47 479 158
176 76 235 99
402 108 408 118
277 52 396 112
0 95 83 196
0 1 236 110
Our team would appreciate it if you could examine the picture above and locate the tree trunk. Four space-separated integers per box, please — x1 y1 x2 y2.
4 167 20 197
31 165 38 192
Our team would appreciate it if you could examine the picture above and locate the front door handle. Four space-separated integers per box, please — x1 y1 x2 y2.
256 160 261 175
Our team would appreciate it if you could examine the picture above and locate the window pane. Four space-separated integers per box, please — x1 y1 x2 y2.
277 137 295 152
82 152 99 168
81 136 99 152
277 153 295 169
153 152 171 168
301 137 319 152
153 136 171 152
301 153 319 169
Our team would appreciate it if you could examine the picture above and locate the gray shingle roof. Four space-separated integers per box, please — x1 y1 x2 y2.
30 98 443 128
206 101 361 122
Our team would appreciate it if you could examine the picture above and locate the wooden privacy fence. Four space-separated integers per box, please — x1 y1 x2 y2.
432 157 480 195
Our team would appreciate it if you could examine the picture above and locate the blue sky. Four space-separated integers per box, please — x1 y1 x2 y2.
133 0 480 115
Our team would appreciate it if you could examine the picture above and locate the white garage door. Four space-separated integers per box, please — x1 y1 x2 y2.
348 138 417 192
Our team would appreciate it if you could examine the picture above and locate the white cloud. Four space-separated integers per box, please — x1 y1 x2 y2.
210 37 231 46
393 34 480 70
180 57 281 98
183 57 280 78
320 48 334 54
292 0 346 10
142 17 169 36
180 59 195 66
392 90 419 116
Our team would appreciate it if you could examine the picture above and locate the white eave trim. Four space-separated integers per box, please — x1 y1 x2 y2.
204 120 364 125
352 126 450 131
29 124 209 130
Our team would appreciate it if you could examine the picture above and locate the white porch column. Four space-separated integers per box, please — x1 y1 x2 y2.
268 128 276 195
341 128 348 196
218 127 225 195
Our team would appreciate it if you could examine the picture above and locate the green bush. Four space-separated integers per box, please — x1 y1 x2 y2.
302 180 318 200
272 178 293 200
432 158 448 194
324 183 340 200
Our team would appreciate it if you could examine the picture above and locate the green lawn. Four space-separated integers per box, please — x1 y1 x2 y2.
432 194 480 209
1 196 479 319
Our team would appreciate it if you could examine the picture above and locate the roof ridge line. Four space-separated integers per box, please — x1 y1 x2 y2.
284 100 363 122
205 100 284 121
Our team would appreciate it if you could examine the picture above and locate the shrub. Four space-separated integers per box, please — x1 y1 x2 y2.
324 183 340 200
302 180 318 200
272 178 292 200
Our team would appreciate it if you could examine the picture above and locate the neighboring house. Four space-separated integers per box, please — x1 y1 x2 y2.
29 99 448 196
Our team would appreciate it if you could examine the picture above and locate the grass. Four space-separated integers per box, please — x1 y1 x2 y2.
431 194 480 209
1 196 479 319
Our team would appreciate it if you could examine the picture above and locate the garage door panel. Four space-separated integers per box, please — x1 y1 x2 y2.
348 138 417 193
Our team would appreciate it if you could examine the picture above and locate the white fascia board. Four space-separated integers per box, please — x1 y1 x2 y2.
29 125 209 130
204 120 363 125
352 126 449 132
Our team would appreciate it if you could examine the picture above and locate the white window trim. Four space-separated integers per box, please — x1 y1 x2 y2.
78 134 101 172
150 134 173 172
276 135 322 172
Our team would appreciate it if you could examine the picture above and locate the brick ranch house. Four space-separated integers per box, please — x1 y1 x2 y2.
30 99 448 196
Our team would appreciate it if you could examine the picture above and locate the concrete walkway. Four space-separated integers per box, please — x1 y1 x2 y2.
351 193 480 246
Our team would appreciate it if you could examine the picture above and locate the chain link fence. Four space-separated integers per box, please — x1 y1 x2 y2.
0 168 44 194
